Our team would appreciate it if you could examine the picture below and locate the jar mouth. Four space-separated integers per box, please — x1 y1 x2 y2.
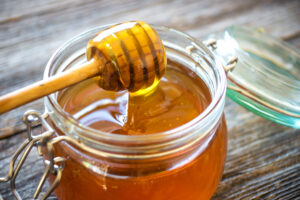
44 24 227 146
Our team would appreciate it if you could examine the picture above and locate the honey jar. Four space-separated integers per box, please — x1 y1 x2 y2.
1 24 299 200
41 25 228 200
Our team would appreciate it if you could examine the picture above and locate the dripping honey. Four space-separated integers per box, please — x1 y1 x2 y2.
45 60 227 200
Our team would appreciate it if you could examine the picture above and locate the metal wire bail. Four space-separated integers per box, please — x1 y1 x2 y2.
0 110 65 200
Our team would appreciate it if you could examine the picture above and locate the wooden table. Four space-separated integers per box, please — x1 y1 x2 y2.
1 0 299 199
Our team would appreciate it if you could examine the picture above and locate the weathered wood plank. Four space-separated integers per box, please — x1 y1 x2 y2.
0 0 300 199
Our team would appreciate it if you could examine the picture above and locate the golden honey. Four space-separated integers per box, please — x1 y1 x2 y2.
45 60 227 200
58 60 208 134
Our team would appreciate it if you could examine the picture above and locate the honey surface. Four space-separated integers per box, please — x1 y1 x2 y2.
58 60 210 134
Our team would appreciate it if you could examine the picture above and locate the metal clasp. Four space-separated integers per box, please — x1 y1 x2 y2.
186 39 238 76
203 38 238 73
0 110 66 200
1 109 111 200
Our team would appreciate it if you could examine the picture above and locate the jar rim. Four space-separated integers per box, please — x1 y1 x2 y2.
44 24 227 145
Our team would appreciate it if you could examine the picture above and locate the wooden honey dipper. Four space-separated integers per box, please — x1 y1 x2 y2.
0 21 166 114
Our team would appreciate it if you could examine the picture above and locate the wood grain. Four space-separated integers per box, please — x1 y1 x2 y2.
0 0 300 199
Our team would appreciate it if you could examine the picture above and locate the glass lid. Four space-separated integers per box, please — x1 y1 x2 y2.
206 25 300 129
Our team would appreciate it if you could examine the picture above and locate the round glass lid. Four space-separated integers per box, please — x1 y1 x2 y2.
206 25 300 129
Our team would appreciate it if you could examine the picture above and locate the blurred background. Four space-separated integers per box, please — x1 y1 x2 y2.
0 0 300 199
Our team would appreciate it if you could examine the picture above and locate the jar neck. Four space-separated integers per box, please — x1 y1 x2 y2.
44 25 227 160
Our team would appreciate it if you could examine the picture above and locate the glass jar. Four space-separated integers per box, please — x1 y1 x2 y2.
41 25 228 200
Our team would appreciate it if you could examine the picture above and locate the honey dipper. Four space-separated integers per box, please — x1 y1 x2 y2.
0 21 166 114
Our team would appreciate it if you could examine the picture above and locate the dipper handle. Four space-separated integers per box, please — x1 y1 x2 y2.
0 21 166 114
0 60 100 114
